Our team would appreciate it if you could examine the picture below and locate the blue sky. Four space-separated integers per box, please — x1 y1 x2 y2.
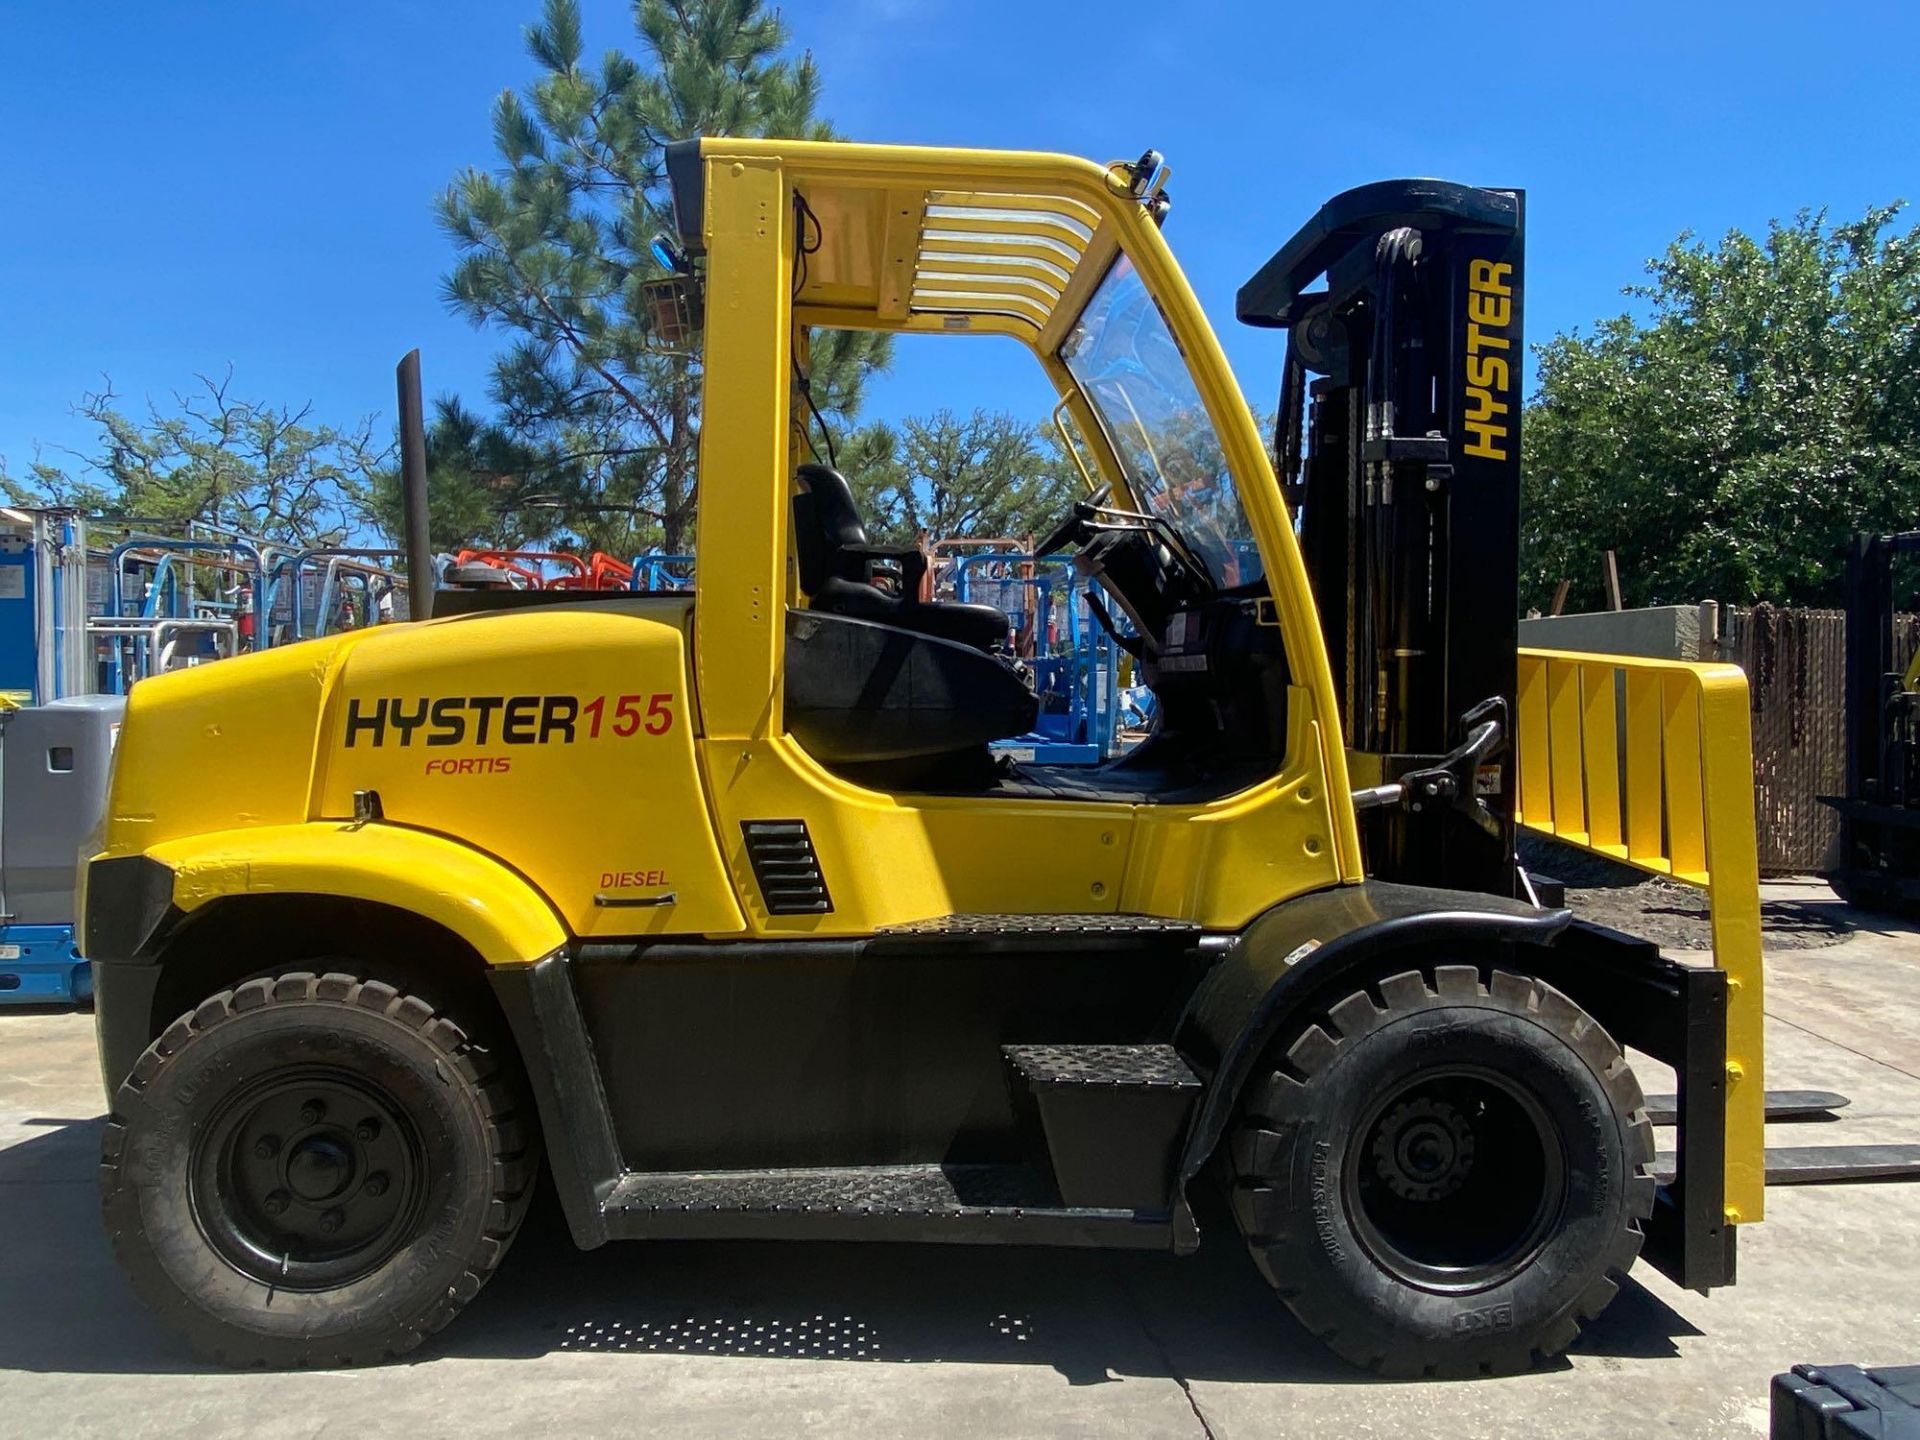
2 0 1916 477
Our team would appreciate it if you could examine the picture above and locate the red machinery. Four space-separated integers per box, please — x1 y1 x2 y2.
451 549 634 591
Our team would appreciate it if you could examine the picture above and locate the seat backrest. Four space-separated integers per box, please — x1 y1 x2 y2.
793 463 867 595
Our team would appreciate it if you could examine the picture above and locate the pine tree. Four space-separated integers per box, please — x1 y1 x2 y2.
364 396 585 552
439 0 890 554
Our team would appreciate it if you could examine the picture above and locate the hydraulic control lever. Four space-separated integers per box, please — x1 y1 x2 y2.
1352 697 1508 838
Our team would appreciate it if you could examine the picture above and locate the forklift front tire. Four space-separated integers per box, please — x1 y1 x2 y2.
1227 965 1655 1377
100 970 538 1368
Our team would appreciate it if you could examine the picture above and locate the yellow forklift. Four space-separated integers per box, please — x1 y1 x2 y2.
82 138 1760 1374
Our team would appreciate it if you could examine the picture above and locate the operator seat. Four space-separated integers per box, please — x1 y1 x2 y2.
792 464 1009 652
784 464 1036 771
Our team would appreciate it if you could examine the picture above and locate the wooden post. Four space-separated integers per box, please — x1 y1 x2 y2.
1603 550 1623 612
1697 599 1720 660
1550 579 1571 617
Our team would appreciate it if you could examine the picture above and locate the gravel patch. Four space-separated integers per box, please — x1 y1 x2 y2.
1519 834 1850 952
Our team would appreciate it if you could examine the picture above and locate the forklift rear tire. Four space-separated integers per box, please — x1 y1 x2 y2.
1226 964 1654 1377
100 971 538 1367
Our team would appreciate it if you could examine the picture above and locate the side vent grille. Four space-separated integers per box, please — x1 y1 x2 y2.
741 819 832 915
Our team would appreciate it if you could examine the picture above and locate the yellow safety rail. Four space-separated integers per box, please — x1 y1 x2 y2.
1515 648 1765 1223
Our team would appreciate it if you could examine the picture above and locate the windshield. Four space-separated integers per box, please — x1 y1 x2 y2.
1060 256 1263 588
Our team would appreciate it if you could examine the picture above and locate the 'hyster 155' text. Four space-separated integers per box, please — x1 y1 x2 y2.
342 693 674 747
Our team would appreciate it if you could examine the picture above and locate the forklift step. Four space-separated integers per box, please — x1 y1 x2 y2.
874 913 1201 951
1004 1044 1202 1211
1003 1043 1202 1089
1654 1144 1920 1187
598 1163 1174 1247
610 1161 1053 1211
1645 1089 1850 1126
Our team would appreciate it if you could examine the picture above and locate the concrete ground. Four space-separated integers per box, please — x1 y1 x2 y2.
2 882 1918 1438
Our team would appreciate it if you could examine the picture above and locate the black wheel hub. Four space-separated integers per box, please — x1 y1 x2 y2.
1346 1067 1567 1292
1372 1097 1476 1201
191 1069 425 1290
286 1135 354 1201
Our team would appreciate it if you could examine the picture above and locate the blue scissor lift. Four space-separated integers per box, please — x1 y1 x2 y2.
629 553 696 592
952 551 1121 766
94 535 267 693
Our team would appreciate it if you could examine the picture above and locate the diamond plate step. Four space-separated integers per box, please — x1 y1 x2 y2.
1004 1043 1201 1091
597 1162 1176 1248
873 913 1200 952
1003 1044 1201 1212
609 1162 1055 1215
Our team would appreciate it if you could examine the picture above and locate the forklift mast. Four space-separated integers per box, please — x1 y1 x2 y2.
1239 181 1526 899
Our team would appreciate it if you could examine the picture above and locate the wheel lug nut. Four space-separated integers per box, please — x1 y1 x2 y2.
319 1208 344 1235
299 1099 327 1125
264 1190 290 1216
253 1134 281 1160
355 1118 380 1142
365 1172 389 1198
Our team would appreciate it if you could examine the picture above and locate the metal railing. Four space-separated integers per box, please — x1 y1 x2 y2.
1516 647 1765 1222
267 548 407 639
86 616 240 685
629 553 696 592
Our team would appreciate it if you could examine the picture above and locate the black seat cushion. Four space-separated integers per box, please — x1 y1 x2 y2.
785 609 1037 763
793 464 1009 652
809 576 1010 650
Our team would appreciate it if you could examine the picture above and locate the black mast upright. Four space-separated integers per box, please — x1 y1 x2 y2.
1240 180 1527 897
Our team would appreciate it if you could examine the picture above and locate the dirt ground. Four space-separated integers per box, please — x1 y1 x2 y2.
1521 835 1851 951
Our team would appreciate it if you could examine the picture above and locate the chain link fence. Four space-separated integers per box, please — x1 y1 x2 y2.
1718 605 1918 873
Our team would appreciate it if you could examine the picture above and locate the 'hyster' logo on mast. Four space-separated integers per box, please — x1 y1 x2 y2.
1463 259 1514 460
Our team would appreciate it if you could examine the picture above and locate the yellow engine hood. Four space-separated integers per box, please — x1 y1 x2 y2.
98 632 373 856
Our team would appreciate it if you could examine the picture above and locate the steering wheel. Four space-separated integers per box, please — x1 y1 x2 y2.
1034 481 1112 558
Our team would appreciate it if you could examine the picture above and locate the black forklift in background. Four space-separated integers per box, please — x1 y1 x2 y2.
1826 530 1920 915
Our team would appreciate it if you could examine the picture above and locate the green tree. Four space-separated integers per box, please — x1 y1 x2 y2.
438 0 890 555
1523 203 1920 610
845 408 1083 547
0 371 383 546
363 396 597 553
